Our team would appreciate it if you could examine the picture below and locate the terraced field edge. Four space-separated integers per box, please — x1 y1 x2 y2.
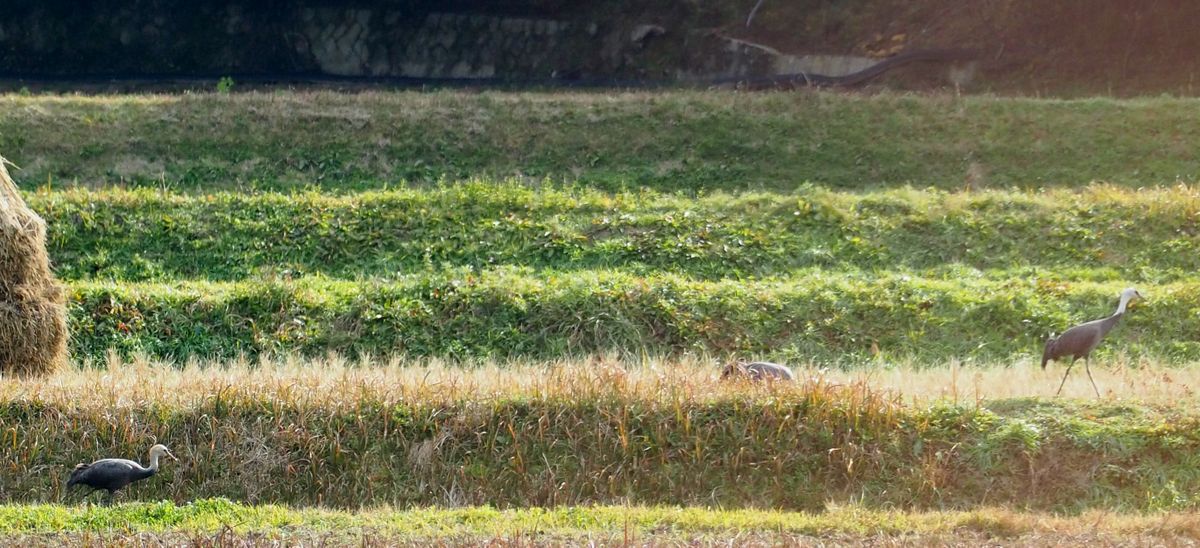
4 375 1200 512
36 184 1200 282
65 274 1195 363
5 91 1200 191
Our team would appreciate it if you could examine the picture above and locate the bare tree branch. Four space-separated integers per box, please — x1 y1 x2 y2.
746 0 767 27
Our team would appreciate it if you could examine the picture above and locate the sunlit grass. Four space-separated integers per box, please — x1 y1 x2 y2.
8 354 1200 409
5 88 1200 520
3 500 1200 544
52 272 1200 365
29 181 1200 284
6 358 1200 511
22 178 1200 364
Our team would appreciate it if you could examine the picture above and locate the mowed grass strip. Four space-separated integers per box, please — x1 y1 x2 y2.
3 500 1200 543
4 363 1200 511
34 183 1200 282
66 274 1197 363
4 91 1200 191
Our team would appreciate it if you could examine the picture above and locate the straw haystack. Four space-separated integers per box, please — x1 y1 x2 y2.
0 156 68 376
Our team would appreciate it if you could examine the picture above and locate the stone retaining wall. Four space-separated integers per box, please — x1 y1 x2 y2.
0 2 881 82
297 10 582 78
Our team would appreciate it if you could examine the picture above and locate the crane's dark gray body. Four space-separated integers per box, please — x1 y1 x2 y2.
1042 313 1124 368
722 361 795 382
67 444 174 505
67 458 156 498
1042 287 1140 396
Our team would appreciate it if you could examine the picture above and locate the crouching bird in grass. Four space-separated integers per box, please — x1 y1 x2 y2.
67 444 176 505
1042 287 1142 397
721 360 795 382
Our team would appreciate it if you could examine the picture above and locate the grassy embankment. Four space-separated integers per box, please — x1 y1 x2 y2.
1 91 1196 364
3 91 1200 193
3 360 1200 512
25 182 1200 363
2 91 1199 523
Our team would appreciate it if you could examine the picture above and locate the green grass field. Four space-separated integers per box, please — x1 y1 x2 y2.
17 146 1200 364
5 92 1198 365
5 92 1200 193
3 89 1200 542
5 500 1200 546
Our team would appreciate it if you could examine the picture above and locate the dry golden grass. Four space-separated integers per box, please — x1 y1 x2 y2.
4 355 1199 511
7 353 1199 410
838 355 1200 404
3 353 837 411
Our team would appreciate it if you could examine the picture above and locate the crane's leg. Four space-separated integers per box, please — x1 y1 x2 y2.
1055 358 1076 396
79 488 98 506
1084 357 1100 397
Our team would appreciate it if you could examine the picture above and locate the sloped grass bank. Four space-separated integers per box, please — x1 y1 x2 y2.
5 92 1200 191
67 274 1196 363
35 183 1200 282
3 372 1200 512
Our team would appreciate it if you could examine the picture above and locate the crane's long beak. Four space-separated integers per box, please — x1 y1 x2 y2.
166 451 178 461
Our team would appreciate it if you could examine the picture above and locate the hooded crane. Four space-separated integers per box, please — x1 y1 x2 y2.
721 360 795 382
67 444 176 505
1042 287 1142 397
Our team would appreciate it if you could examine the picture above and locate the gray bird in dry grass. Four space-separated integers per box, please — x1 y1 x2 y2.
67 444 176 505
1042 287 1142 397
721 360 795 382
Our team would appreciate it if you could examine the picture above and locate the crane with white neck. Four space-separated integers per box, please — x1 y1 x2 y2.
67 444 176 505
1042 287 1142 397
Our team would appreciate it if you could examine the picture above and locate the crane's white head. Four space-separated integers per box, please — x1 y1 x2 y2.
1117 287 1142 313
149 444 177 462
